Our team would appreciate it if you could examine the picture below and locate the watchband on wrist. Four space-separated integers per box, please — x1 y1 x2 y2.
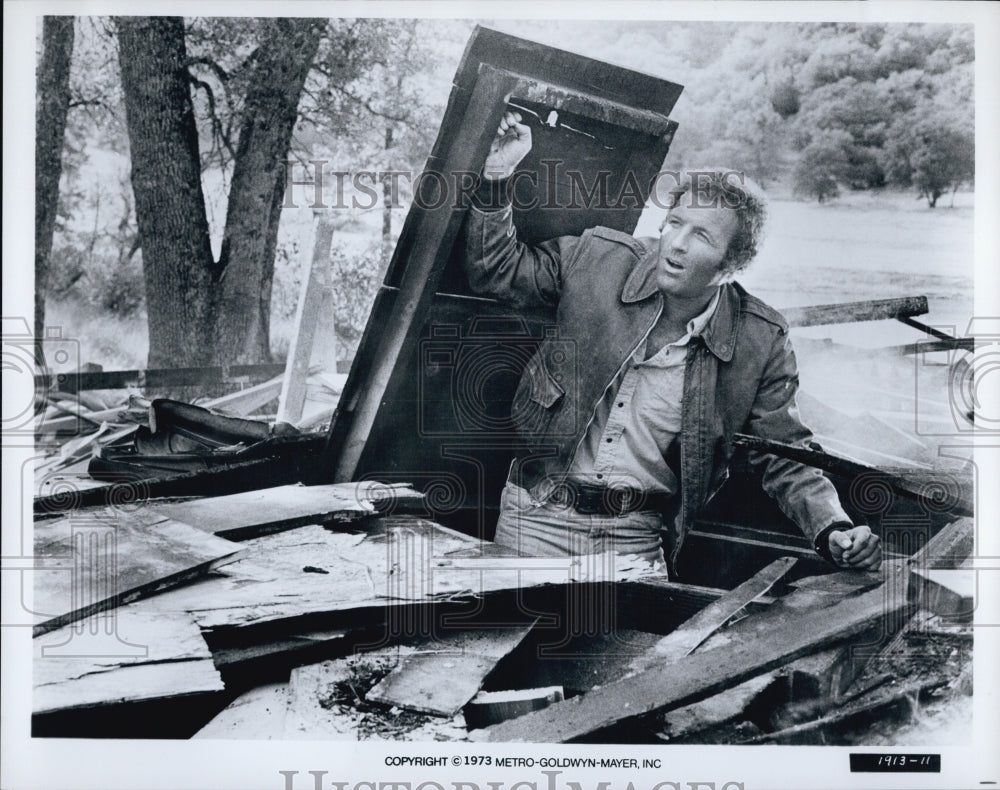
813 521 854 564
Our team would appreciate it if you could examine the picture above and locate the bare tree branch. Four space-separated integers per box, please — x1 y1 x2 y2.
310 65 413 124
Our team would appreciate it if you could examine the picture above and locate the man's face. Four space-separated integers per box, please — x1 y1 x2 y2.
655 199 739 301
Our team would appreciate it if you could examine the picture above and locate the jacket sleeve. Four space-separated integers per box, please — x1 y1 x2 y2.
462 202 582 310
744 331 853 547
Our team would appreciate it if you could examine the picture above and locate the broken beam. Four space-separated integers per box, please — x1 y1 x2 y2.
632 557 796 670
780 296 928 328
470 580 910 743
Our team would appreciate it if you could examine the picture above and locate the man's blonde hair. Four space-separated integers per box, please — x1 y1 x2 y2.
666 169 768 274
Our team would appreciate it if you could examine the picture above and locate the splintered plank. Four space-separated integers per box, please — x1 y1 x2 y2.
633 557 796 669
152 482 424 541
33 608 222 715
32 509 242 636
152 520 477 631
365 622 536 716
654 578 886 742
470 581 909 743
194 683 289 739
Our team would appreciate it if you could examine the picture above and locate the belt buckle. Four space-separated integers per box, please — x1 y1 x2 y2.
550 482 574 510
614 487 634 517
569 482 599 515
599 485 633 517
577 487 600 515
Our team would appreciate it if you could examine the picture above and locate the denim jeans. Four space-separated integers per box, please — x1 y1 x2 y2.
493 481 667 566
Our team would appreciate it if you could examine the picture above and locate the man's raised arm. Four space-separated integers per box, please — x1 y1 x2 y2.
462 110 582 310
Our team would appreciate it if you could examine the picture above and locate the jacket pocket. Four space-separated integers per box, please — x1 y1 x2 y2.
511 353 565 439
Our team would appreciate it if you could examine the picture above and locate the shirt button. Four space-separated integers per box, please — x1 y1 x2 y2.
606 438 612 443
596 473 603 479
617 402 624 407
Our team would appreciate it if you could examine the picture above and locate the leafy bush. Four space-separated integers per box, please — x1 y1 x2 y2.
48 237 145 317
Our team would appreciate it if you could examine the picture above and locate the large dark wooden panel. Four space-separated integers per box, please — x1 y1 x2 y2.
320 27 683 540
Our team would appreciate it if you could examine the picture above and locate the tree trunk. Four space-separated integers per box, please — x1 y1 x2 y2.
380 123 394 276
214 18 324 365
118 17 216 368
35 16 75 365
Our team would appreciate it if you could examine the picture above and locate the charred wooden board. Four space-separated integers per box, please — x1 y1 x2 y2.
135 522 656 636
151 482 424 541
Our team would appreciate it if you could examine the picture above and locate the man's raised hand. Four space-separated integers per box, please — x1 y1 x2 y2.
483 110 532 181
828 525 882 571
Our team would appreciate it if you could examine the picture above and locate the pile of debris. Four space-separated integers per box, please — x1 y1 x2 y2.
31 457 973 743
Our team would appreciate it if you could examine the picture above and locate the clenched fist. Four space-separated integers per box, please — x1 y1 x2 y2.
483 110 532 180
828 525 881 571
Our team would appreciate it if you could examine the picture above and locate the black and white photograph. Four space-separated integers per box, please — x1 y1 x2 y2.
3 2 998 789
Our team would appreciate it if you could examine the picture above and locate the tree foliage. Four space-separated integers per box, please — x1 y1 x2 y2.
788 23 973 202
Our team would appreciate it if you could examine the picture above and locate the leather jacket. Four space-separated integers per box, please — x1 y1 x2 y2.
462 203 851 572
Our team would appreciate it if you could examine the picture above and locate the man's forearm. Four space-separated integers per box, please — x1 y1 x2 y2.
471 175 511 212
461 190 576 309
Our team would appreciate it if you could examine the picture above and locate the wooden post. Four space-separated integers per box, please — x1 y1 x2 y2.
780 296 928 328
277 214 336 424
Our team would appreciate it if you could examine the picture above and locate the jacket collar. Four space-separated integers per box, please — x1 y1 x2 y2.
622 249 739 362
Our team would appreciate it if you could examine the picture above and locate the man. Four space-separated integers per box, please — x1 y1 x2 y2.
463 110 881 576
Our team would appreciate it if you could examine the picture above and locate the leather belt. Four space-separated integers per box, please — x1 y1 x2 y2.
549 479 671 517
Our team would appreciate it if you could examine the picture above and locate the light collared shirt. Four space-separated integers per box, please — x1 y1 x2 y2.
566 287 722 495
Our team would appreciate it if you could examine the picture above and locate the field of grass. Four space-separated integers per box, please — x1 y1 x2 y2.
739 189 975 349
